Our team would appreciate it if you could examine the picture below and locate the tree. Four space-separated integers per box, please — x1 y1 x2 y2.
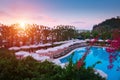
42 26 51 43
53 25 77 41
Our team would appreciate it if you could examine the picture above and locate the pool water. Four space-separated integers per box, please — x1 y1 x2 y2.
60 47 120 80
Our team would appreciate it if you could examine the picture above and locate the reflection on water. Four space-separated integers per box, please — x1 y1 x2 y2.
60 47 120 80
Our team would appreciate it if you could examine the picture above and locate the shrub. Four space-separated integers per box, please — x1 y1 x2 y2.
0 51 106 80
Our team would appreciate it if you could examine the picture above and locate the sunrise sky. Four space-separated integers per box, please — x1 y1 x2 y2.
0 0 120 30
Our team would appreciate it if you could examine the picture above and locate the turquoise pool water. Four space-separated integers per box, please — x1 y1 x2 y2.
60 47 120 80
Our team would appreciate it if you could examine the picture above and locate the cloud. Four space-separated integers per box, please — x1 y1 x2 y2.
30 15 57 22
0 11 12 17
71 21 86 24
0 0 57 24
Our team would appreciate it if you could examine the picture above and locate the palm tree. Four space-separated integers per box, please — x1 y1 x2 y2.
42 26 51 43
54 25 77 41
0 25 10 47
25 24 37 45
9 25 19 46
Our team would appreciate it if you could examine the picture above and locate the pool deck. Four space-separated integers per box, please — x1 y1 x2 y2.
53 42 88 59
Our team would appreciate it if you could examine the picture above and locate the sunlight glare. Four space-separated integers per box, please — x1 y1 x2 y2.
19 21 26 29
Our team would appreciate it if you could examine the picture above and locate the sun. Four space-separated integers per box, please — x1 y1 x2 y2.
19 21 26 29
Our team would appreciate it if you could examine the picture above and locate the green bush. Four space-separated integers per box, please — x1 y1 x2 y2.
0 51 106 80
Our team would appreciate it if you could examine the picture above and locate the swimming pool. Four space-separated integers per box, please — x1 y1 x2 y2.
60 47 120 80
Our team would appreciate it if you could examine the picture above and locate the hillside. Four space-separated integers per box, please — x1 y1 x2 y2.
92 17 120 32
